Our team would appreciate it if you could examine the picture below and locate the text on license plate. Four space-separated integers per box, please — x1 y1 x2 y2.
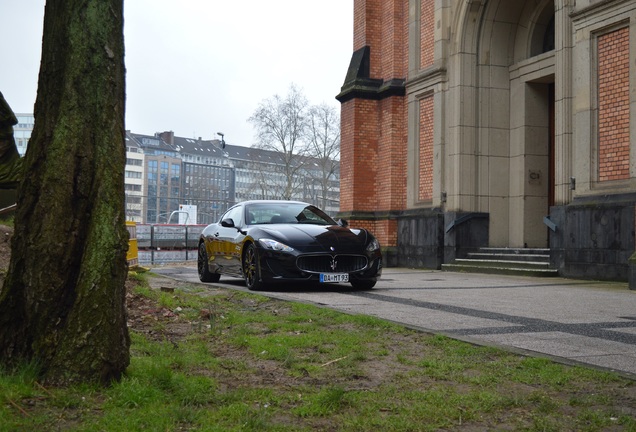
320 273 349 283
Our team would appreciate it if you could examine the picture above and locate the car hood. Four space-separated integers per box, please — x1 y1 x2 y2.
256 224 369 253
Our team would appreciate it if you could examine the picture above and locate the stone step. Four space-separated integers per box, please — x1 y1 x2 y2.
466 252 550 263
442 247 557 277
477 247 550 255
452 258 552 270
441 263 559 277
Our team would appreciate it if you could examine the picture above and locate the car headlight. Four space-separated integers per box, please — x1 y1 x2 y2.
367 238 381 252
258 238 295 252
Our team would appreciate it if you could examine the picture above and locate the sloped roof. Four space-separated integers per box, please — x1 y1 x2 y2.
126 131 178 154
171 135 226 158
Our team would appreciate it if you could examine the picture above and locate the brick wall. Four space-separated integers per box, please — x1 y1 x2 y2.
418 95 434 201
598 27 630 182
340 0 408 249
377 97 407 211
379 1 406 79
353 0 405 81
340 98 379 213
421 0 435 68
354 0 382 76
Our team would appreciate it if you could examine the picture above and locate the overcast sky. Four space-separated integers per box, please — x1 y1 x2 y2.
1 1 353 147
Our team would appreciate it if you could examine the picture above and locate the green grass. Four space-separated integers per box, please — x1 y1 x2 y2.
1 273 635 431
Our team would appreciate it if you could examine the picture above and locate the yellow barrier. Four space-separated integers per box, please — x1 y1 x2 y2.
126 221 138 267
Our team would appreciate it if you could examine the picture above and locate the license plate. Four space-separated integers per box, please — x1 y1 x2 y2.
320 273 349 283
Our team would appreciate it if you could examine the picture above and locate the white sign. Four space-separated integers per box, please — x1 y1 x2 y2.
178 204 197 225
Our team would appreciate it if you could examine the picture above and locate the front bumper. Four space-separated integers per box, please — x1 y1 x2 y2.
258 249 382 284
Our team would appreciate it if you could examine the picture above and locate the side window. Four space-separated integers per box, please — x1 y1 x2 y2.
223 206 243 227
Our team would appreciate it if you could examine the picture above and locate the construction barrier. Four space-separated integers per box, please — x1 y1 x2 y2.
135 224 205 265
126 221 139 267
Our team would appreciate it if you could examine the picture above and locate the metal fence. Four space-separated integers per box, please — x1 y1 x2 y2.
135 223 205 265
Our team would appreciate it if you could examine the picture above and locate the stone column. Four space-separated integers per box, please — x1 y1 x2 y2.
553 0 575 205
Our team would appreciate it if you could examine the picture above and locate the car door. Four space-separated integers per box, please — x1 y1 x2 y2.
211 205 246 277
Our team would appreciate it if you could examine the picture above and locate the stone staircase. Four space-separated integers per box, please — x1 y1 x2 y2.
441 247 558 277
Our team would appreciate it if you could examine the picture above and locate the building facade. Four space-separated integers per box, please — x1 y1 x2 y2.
124 136 144 223
337 0 636 280
124 131 340 224
14 114 34 157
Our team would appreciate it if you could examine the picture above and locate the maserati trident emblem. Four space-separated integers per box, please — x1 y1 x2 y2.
330 257 338 271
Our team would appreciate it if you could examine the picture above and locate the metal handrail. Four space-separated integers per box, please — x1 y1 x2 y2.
444 212 487 233
543 216 557 232
0 203 16 215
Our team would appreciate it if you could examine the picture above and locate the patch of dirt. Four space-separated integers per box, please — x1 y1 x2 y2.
124 274 205 343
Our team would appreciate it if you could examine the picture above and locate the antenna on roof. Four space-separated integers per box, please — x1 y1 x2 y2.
216 132 226 149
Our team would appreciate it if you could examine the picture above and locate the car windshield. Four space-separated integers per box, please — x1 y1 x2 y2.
245 203 337 226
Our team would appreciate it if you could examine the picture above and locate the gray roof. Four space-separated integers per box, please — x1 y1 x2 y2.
126 130 337 173
171 136 225 158
126 131 178 154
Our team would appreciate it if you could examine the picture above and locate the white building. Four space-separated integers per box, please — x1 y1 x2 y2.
14 114 34 157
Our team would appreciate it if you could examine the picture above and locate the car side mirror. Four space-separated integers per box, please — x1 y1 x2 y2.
221 218 235 228
337 218 348 228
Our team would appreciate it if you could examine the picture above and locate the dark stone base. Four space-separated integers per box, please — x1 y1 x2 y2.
549 195 635 282
395 210 489 269
357 193 634 284
629 253 636 290
443 212 489 263
382 246 399 268
397 210 444 269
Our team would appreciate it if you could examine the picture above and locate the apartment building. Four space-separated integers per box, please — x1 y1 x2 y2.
124 130 340 224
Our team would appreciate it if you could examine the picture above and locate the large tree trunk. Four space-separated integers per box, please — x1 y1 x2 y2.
0 0 129 385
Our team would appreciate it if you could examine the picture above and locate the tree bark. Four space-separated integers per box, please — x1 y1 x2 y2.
0 0 129 385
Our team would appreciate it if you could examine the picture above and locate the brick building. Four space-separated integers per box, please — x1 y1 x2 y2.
337 0 636 281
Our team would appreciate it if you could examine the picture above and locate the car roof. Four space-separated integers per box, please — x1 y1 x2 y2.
240 200 310 206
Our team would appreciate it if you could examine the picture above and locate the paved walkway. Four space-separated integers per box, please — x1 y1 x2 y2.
151 265 636 379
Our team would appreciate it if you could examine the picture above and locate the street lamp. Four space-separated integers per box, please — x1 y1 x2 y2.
216 132 225 149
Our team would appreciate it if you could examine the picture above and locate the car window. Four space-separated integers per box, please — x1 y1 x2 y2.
245 206 279 225
296 205 337 225
245 203 337 225
221 205 243 226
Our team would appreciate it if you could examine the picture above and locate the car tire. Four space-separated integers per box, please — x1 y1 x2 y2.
243 243 266 290
350 279 376 290
198 242 220 283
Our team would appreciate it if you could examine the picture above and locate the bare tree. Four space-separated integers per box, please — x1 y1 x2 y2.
248 84 309 200
0 0 129 385
304 103 340 210
245 149 292 200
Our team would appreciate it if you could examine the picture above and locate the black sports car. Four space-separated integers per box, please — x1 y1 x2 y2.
197 200 382 290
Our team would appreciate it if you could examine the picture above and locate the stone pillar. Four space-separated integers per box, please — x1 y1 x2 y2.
554 0 575 205
337 0 406 251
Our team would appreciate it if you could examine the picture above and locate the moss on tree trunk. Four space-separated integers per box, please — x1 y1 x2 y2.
0 0 129 385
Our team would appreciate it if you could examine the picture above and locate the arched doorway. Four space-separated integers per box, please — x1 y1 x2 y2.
448 0 556 248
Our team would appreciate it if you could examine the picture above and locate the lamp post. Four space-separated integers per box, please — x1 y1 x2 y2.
216 132 225 149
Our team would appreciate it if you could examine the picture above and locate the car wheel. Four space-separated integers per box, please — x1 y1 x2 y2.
198 242 220 283
243 243 265 290
350 279 376 290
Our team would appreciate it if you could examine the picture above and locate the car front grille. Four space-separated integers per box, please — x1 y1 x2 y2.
296 254 368 274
